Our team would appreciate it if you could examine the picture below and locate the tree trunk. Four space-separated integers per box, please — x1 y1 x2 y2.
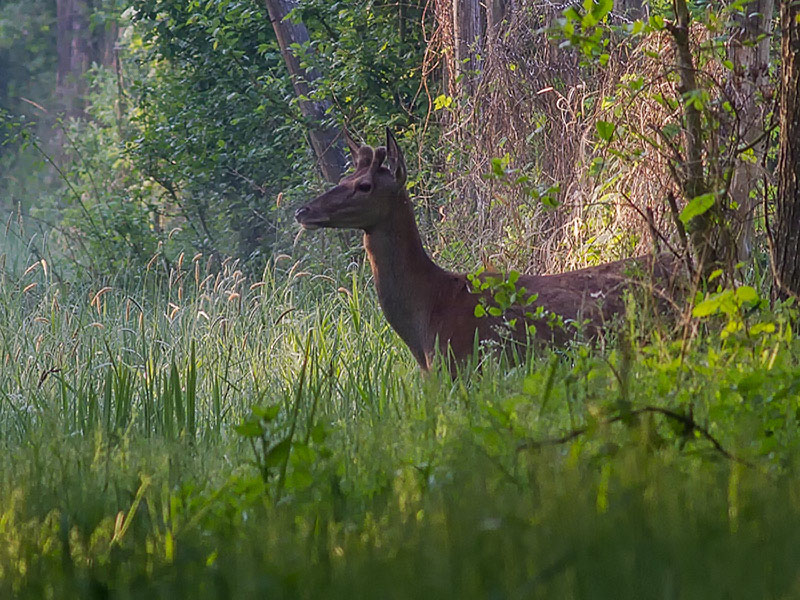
56 0 91 116
56 0 118 117
485 0 508 34
436 0 484 99
773 0 800 297
453 0 484 95
263 0 346 183
668 0 719 273
728 0 775 260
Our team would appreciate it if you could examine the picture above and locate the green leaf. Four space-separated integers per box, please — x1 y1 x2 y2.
649 14 665 30
582 11 598 28
252 404 280 421
287 467 314 491
679 193 715 225
588 156 605 176
751 322 776 335
596 120 615 141
265 438 292 468
523 375 538 396
290 442 315 465
310 422 329 444
563 7 581 22
474 304 487 318
591 0 613 20
234 418 263 438
735 286 759 304
491 158 504 177
692 297 719 318
494 290 510 307
433 94 453 111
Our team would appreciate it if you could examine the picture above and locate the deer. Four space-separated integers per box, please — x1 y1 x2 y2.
295 129 682 373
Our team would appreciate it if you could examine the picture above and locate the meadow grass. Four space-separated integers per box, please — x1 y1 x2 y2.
2 221 800 598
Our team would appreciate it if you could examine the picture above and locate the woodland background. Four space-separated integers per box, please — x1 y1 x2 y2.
2 1 800 598
2 0 797 284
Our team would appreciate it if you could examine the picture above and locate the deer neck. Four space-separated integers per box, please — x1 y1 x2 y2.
363 194 447 358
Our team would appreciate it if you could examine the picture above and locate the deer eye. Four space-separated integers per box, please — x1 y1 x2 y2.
356 181 372 193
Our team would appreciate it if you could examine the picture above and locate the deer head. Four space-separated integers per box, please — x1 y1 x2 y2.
295 128 408 232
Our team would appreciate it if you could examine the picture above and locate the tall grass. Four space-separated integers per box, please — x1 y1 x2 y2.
2 217 800 598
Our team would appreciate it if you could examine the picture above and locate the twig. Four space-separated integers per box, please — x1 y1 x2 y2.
666 191 695 277
618 190 678 256
517 405 754 468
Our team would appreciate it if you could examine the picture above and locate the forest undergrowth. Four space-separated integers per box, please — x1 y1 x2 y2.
1 215 800 599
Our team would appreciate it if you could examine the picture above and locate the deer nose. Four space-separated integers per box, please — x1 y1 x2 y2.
295 206 310 222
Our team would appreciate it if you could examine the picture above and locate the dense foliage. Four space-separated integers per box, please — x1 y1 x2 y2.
2 213 800 596
1 1 799 597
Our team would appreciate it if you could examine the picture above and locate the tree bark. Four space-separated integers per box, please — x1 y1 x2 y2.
453 0 484 95
264 0 346 183
773 0 800 297
668 0 719 272
728 0 775 260
56 0 118 117
56 0 91 116
436 0 485 99
485 0 508 34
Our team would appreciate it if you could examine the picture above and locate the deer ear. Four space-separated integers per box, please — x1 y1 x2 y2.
343 128 362 167
385 128 407 187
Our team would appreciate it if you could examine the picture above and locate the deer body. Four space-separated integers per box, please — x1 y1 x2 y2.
296 129 679 372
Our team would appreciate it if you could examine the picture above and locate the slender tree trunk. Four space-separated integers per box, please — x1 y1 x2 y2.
264 0 346 183
436 0 484 99
773 0 800 297
452 0 484 96
668 0 719 272
56 0 118 117
485 0 508 33
728 0 775 260
56 0 91 116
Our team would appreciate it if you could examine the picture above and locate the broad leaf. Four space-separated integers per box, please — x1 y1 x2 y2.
679 193 715 224
735 286 759 304
596 120 616 141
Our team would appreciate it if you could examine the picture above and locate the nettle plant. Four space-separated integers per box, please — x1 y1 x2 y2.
484 152 562 210
692 271 792 342
467 269 567 337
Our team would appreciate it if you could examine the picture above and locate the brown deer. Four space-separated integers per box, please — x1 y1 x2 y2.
295 129 682 372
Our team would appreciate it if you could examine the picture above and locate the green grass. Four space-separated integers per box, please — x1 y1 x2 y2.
2 223 800 598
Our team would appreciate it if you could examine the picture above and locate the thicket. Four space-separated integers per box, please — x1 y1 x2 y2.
2 1 800 597
1 208 800 596
2 1 784 284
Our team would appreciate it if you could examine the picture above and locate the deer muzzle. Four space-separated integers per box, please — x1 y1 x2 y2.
295 205 328 230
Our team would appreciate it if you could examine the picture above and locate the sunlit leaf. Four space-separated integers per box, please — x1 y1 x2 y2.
679 193 715 225
735 286 759 304
596 120 616 141
692 297 719 318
